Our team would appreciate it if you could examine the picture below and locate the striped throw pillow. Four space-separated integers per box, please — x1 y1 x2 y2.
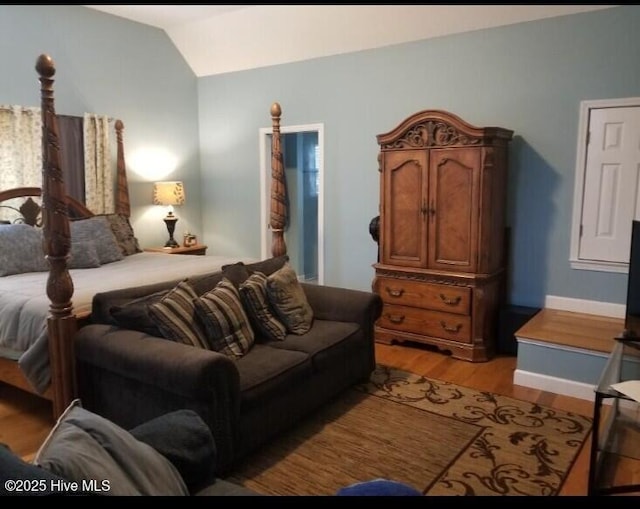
194 278 255 358
239 271 287 342
148 280 209 349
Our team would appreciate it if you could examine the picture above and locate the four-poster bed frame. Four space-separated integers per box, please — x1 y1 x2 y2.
0 54 287 418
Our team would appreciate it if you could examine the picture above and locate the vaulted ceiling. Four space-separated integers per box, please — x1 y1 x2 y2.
85 5 616 77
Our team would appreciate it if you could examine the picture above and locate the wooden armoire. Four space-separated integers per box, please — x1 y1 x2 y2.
373 110 513 361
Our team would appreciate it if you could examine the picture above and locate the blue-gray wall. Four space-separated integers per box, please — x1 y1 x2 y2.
0 5 201 248
198 5 640 308
2 6 639 310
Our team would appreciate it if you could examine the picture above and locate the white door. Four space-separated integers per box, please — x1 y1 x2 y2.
572 102 640 270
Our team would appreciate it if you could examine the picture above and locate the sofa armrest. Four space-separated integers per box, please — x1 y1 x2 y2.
301 283 383 333
75 324 239 399
74 324 240 471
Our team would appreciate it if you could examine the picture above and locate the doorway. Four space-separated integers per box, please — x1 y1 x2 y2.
259 123 324 284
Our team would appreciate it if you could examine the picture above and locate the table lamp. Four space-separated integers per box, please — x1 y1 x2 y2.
153 181 185 248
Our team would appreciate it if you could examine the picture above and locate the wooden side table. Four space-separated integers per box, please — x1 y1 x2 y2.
145 244 208 256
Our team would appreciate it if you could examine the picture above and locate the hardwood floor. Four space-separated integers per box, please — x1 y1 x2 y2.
0 342 599 495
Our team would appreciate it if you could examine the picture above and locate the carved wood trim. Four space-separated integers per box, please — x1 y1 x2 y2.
114 119 131 217
269 102 287 257
377 110 513 150
37 53 77 418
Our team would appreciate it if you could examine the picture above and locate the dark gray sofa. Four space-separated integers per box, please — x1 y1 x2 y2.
74 256 383 473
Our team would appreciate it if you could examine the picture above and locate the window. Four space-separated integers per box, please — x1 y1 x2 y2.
570 98 640 273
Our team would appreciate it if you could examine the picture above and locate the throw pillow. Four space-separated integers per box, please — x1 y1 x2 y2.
104 213 142 256
110 289 168 337
266 263 314 335
69 240 101 269
128 409 217 492
148 280 209 349
0 223 49 276
33 399 189 496
194 278 255 358
70 216 124 265
239 271 287 342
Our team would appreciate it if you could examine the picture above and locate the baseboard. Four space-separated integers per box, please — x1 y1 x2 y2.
545 295 625 319
513 369 597 402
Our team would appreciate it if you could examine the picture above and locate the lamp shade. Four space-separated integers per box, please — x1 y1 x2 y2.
153 181 185 206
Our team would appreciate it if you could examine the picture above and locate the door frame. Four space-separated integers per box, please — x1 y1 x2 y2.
259 122 325 284
570 97 640 273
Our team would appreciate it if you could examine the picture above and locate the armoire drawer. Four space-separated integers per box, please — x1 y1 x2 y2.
378 304 472 343
376 276 471 315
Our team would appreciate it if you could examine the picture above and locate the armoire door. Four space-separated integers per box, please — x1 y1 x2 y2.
380 149 429 268
428 147 480 272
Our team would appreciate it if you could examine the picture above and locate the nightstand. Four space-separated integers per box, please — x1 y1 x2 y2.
145 244 208 256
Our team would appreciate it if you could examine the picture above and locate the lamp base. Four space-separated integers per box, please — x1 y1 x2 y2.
163 216 179 248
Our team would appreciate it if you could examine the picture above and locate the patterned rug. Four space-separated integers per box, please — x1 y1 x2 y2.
227 365 592 496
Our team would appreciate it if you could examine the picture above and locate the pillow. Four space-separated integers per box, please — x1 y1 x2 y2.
128 409 217 492
110 289 168 337
0 223 48 276
148 280 209 349
33 399 189 496
70 216 124 265
266 263 314 335
222 255 289 279
194 278 255 358
220 262 251 287
69 240 101 269
239 271 287 342
104 213 142 256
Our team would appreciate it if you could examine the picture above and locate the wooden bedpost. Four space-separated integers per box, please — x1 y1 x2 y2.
114 119 131 217
36 54 77 418
270 102 287 257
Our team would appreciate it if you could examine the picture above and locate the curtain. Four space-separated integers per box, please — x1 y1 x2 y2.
83 113 113 214
0 105 42 222
57 115 85 204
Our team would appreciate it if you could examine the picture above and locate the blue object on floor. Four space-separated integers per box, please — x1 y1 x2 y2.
336 479 422 496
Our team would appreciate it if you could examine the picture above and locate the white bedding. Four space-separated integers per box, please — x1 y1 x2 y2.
0 252 254 394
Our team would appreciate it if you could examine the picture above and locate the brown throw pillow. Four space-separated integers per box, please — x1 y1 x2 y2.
239 271 287 342
104 213 142 256
266 263 313 335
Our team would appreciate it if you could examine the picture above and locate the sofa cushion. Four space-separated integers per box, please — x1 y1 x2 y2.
0 443 71 496
235 344 311 409
128 409 217 493
266 263 314 335
109 289 167 337
194 278 255 358
244 255 289 276
190 271 226 296
149 280 210 349
267 320 362 372
239 271 287 342
34 400 189 496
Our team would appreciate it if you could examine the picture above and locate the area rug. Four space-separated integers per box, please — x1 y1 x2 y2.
227 365 592 496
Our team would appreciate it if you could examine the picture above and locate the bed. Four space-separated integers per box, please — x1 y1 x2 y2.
0 54 288 418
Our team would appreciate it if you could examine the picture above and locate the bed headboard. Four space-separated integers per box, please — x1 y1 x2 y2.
0 186 94 226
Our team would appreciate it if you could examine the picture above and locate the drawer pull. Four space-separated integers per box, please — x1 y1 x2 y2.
387 314 405 324
386 287 405 298
439 294 461 306
440 321 462 333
